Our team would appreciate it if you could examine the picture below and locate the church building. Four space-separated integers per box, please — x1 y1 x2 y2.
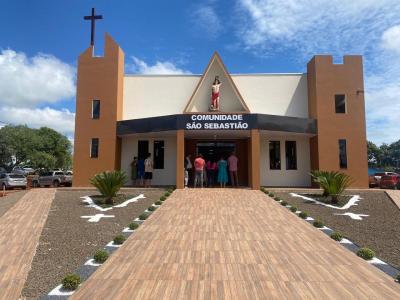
73 34 368 189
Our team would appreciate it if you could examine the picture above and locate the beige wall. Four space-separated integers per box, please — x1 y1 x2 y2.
123 74 308 119
123 75 199 119
232 74 308 118
260 133 311 187
120 134 177 186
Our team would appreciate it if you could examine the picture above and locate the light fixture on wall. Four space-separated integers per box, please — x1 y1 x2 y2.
356 89 364 95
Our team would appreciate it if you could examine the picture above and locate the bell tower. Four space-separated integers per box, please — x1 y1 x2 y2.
73 34 124 186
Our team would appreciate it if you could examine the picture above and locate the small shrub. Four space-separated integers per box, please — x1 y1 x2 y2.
260 187 265 192
113 235 126 245
269 192 275 197
164 192 171 197
148 206 156 211
94 249 109 263
330 232 343 241
155 200 162 205
62 274 81 290
357 247 375 260
290 206 297 212
128 222 139 230
280 201 288 206
299 211 308 219
89 171 128 205
313 219 324 228
167 188 174 193
396 273 400 282
310 170 352 203
160 196 166 201
274 196 281 201
139 213 149 220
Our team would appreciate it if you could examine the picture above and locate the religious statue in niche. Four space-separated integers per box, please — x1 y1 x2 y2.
210 76 221 111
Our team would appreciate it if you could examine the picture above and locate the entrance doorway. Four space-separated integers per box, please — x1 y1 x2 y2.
185 139 249 187
196 142 235 162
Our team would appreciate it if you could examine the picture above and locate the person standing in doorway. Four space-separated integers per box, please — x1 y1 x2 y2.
184 154 192 188
130 157 138 186
206 159 217 187
194 154 206 188
137 156 145 186
217 156 228 188
228 152 239 187
144 153 153 188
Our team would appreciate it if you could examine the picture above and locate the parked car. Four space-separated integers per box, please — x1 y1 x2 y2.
34 170 73 187
368 172 398 188
12 165 35 176
0 173 27 190
379 174 400 190
0 167 6 175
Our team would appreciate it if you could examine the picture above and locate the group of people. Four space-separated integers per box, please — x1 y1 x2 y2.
130 153 154 187
184 152 239 188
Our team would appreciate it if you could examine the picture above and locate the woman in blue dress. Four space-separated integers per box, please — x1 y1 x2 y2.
217 156 228 188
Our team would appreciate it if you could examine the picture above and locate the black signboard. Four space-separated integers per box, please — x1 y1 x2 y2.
181 114 255 130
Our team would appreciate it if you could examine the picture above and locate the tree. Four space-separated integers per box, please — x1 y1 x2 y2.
367 139 400 170
29 152 57 169
0 125 72 170
367 141 381 166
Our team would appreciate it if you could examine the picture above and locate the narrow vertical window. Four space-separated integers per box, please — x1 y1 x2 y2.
153 140 164 169
90 138 99 158
92 100 100 119
335 94 346 113
269 141 281 170
285 141 297 170
138 140 149 159
339 139 347 168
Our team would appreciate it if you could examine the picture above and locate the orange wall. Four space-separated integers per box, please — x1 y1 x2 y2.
307 56 368 187
73 34 124 186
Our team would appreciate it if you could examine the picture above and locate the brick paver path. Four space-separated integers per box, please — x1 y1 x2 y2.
0 189 55 300
386 190 400 210
72 189 400 299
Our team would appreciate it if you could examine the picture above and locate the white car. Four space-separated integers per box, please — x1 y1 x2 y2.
0 173 27 190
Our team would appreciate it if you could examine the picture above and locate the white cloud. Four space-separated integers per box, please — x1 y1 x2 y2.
0 49 75 107
234 0 400 144
127 56 191 75
381 25 400 54
0 106 75 137
192 5 222 39
236 0 400 56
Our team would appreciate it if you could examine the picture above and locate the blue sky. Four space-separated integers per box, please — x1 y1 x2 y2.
0 0 399 145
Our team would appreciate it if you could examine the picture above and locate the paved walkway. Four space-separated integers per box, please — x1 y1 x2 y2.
386 190 400 210
72 189 400 299
0 189 55 300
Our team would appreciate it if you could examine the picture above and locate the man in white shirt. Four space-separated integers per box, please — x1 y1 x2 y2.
184 154 192 187
144 153 153 188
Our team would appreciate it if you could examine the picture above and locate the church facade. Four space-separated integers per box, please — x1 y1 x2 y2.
73 34 369 189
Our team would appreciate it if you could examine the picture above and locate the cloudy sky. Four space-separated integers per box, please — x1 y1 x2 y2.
0 0 399 145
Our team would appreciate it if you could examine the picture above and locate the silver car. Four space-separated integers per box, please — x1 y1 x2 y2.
12 166 35 175
38 171 72 187
0 173 27 190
